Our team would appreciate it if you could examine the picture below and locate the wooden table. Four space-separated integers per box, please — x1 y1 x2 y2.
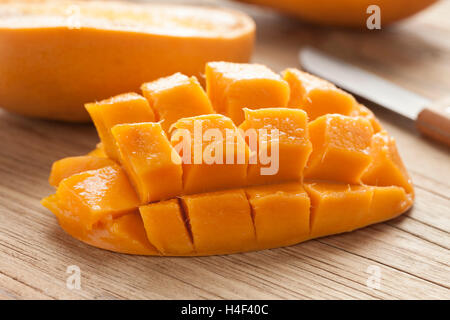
0 0 449 300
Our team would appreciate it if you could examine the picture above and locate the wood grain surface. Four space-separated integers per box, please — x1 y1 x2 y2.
0 0 449 299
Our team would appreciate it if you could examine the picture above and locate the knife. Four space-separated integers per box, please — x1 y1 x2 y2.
299 47 450 147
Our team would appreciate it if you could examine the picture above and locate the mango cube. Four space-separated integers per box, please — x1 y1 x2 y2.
362 131 413 194
55 165 140 229
246 183 310 249
239 107 312 185
304 183 373 238
139 199 194 255
85 93 155 161
282 68 356 121
49 155 115 187
305 114 373 184
111 122 183 203
181 189 256 254
361 186 411 227
171 114 248 194
206 62 290 124
141 73 214 133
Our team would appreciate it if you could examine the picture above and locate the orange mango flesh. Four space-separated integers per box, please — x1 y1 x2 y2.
282 68 356 121
85 93 155 161
239 107 312 185
206 62 290 124
111 122 183 203
305 114 373 184
304 183 374 238
55 165 140 230
141 73 214 133
49 155 115 187
42 194 157 255
362 131 414 194
42 62 414 256
181 189 256 255
171 114 249 194
139 199 194 255
246 183 310 249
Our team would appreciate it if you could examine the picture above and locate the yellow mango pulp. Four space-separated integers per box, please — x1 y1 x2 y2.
246 183 310 249
85 93 155 161
305 114 373 184
304 183 373 238
171 114 249 194
42 62 415 257
362 131 413 194
49 155 115 187
141 73 214 133
206 62 290 124
239 107 312 185
181 189 256 255
52 165 140 230
139 199 194 255
111 122 183 203
282 68 356 121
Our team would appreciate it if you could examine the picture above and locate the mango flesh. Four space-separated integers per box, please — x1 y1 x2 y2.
85 93 155 161
206 62 290 124
239 107 312 185
305 114 373 184
42 194 157 255
111 122 183 203
304 183 374 238
48 155 115 187
282 68 356 121
141 73 214 133
140 199 194 255
181 189 256 255
246 183 310 249
171 114 249 194
42 62 414 256
362 131 414 194
55 165 140 230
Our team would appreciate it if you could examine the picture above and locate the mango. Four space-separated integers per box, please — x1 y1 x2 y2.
181 189 256 255
235 0 436 27
282 68 356 121
305 114 373 184
42 194 157 255
55 165 140 230
111 122 183 203
206 62 290 124
246 183 310 249
49 155 115 187
362 186 411 227
139 199 194 255
141 73 214 133
362 131 414 194
41 62 414 256
85 93 155 161
304 183 373 238
239 107 312 185
171 114 248 194
0 1 255 121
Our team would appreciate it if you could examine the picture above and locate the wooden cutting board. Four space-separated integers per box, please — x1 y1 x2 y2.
0 0 449 299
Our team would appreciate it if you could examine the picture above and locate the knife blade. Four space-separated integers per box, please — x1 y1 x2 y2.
299 47 450 146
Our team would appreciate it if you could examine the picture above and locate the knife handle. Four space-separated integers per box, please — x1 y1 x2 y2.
416 100 450 147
